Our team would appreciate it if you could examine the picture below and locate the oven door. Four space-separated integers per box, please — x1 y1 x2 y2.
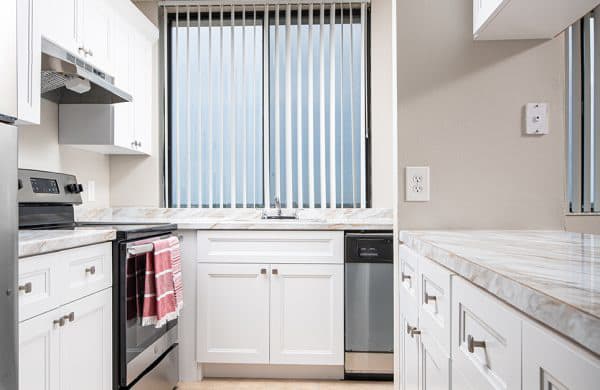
118 236 178 388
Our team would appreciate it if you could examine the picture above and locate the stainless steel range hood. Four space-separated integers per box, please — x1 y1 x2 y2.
41 38 132 104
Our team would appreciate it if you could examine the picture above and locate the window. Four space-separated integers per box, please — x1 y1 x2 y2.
164 1 369 208
567 10 600 213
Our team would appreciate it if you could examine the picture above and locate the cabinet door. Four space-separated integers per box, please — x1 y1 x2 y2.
400 316 419 390
132 32 153 155
58 289 112 390
269 264 344 365
197 263 270 364
16 0 40 125
112 19 135 151
523 321 600 390
37 0 79 54
19 309 60 390
420 337 450 390
80 0 111 72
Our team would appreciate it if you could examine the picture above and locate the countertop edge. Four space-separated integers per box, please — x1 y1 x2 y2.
400 231 600 357
19 230 117 258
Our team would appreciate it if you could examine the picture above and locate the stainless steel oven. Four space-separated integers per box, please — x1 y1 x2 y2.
116 231 179 389
345 232 394 379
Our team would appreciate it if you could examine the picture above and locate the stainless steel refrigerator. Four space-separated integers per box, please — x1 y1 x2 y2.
1 0 20 389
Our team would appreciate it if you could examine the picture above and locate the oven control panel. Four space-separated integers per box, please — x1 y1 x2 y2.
30 177 60 194
18 169 83 204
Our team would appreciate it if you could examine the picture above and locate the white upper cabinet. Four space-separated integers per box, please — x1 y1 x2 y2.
37 0 79 53
55 0 158 155
16 0 40 125
473 0 600 40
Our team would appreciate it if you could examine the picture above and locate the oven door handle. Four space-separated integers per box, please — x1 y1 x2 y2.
126 234 180 256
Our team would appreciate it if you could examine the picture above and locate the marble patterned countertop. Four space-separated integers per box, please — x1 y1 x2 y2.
75 207 394 231
19 229 116 258
400 230 600 356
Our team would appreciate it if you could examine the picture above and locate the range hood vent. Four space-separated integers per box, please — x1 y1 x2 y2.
41 38 132 104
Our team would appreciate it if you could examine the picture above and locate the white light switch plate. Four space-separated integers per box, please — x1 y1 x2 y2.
526 103 549 135
406 167 430 202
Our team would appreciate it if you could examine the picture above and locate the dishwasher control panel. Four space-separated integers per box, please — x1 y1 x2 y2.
345 233 393 263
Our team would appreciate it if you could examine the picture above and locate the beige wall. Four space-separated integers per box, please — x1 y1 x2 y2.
18 99 111 207
565 215 600 234
396 0 567 230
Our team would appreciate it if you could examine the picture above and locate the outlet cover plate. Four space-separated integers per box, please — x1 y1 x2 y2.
406 166 430 202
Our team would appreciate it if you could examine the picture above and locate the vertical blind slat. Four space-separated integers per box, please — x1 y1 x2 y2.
339 4 344 208
274 5 281 204
349 0 356 207
596 6 600 210
208 7 214 208
584 15 593 212
175 7 180 208
263 5 271 208
329 2 336 208
163 5 170 207
285 4 293 208
307 4 315 208
186 6 191 208
197 5 203 208
242 6 247 208
359 2 366 208
296 1 303 208
219 4 225 208
230 5 237 208
319 4 326 208
253 6 258 207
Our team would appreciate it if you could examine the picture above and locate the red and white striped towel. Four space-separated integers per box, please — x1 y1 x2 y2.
141 236 183 328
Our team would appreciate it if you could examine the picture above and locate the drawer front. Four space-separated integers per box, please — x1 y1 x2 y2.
398 245 419 323
419 255 453 355
64 243 112 302
18 254 59 321
452 276 521 390
197 231 343 264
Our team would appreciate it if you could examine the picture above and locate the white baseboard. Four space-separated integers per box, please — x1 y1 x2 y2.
200 364 345 380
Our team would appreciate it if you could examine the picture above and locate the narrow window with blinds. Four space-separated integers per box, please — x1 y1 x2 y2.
164 1 369 209
567 9 600 213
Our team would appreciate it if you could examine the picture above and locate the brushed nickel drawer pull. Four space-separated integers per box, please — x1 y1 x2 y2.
467 335 486 353
85 266 96 275
18 282 32 294
53 318 65 327
401 273 411 282
272 269 278 275
260 268 267 275
406 323 421 338
63 312 75 323
424 293 437 304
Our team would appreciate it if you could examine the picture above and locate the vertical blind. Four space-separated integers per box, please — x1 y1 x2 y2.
568 8 600 213
162 0 370 209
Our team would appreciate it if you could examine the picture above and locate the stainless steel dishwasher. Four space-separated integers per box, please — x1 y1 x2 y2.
345 232 393 380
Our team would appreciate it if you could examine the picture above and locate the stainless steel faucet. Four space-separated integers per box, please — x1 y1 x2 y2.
274 196 282 216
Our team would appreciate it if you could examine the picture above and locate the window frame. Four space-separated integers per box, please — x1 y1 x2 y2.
163 5 372 209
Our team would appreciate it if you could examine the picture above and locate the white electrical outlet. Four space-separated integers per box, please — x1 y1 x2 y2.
87 180 96 202
406 167 430 202
526 103 549 134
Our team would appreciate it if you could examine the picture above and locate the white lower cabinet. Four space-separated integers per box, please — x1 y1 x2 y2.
196 263 270 364
197 262 344 366
399 244 600 390
269 264 343 365
523 321 600 390
19 288 112 390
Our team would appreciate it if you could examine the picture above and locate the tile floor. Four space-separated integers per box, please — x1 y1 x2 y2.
178 379 393 390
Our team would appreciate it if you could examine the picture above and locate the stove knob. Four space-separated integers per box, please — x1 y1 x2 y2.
66 184 84 194
18 179 23 190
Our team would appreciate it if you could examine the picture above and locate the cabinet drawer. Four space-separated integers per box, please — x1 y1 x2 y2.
419 255 453 355
523 320 600 390
197 231 343 264
18 254 60 322
64 243 112 302
398 246 419 325
452 276 521 390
